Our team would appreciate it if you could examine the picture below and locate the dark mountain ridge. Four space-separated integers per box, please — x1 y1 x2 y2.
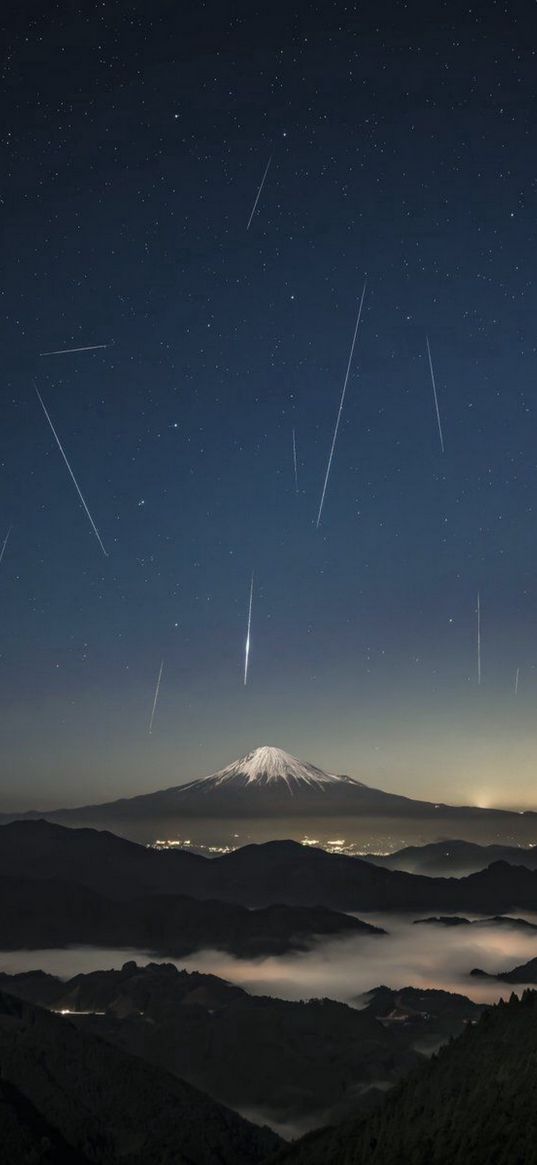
3 820 537 915
366 838 537 876
470 956 537 985
0 872 379 957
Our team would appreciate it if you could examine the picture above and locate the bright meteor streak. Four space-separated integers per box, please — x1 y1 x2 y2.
244 572 254 685
246 155 272 230
316 280 367 528
0 526 12 565
425 335 445 454
34 383 108 557
292 428 299 494
39 342 113 357
477 591 481 685
149 659 164 734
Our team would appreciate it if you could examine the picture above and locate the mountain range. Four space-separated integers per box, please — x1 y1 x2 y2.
0 961 481 1133
0 871 380 958
4 819 537 917
366 838 537 876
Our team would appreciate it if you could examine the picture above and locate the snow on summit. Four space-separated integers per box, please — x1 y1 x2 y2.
190 746 358 794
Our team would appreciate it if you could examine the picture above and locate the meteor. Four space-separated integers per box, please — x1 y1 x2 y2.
477 591 481 685
39 342 113 357
149 659 164 734
246 155 272 230
316 280 367 528
515 666 520 696
244 572 254 685
292 428 299 494
0 526 12 566
34 383 108 557
425 335 445 454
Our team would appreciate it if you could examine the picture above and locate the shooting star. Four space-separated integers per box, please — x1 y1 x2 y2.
34 382 108 557
0 526 12 566
515 666 520 696
425 335 445 454
477 591 481 685
244 572 254 685
149 659 164 734
292 428 299 494
246 155 272 230
39 342 114 357
316 280 367 528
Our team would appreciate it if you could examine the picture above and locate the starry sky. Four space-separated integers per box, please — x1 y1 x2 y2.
2 0 537 811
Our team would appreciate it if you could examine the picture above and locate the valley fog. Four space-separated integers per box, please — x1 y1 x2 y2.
3 913 537 1006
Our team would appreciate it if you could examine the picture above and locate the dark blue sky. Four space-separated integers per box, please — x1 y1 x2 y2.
2 0 537 809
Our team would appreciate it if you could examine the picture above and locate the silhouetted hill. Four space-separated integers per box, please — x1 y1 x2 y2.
414 914 537 931
0 874 378 957
365 838 537 876
0 819 203 899
470 956 537 984
269 990 537 1164
0 990 279 1163
0 961 482 1132
3 822 537 914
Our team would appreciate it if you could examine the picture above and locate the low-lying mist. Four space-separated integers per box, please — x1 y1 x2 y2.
2 913 537 1004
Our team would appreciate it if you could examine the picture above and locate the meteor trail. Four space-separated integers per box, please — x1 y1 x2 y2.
34 382 108 557
39 342 113 357
292 428 299 494
246 155 272 230
477 591 481 685
425 335 445 454
515 666 520 696
316 280 367 528
0 526 12 565
149 659 164 734
244 572 254 685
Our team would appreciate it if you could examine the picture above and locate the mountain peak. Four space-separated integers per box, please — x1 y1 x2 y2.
187 745 354 794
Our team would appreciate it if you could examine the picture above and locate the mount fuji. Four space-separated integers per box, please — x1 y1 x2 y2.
6 746 535 830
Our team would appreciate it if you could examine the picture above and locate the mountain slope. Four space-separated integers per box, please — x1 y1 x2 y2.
0 991 280 1163
270 990 537 1165
0 1077 89 1165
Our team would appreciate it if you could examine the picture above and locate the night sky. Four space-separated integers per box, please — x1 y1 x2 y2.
2 1 537 811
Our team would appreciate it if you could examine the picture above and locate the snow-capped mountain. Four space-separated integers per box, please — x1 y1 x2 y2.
164 746 432 814
4 745 535 833
179 746 362 795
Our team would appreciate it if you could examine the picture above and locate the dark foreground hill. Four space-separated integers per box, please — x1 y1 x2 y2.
0 962 481 1133
3 820 537 915
0 874 377 958
270 990 537 1165
0 990 279 1164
